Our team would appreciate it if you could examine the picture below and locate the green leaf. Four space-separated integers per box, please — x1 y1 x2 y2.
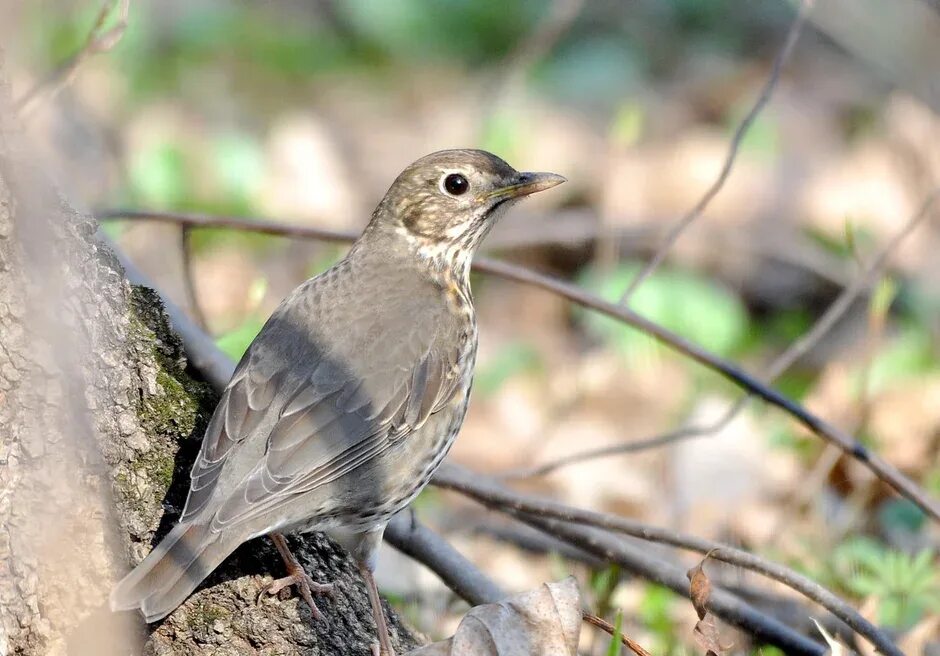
480 112 523 165
610 102 644 147
212 132 264 209
215 317 264 361
846 573 884 597
844 217 858 260
860 324 936 392
730 112 779 161
579 262 749 360
869 277 897 322
878 498 927 534
475 342 541 396
130 141 189 208
605 609 624 656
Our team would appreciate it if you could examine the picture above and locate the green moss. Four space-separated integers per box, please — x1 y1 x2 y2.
129 286 215 443
185 600 231 633
138 445 176 490
122 285 218 508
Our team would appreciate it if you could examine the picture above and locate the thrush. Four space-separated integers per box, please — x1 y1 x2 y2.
110 149 565 655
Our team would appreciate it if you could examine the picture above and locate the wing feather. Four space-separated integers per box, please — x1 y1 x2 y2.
209 343 462 530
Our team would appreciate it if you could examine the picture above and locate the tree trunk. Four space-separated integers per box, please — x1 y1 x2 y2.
0 66 416 656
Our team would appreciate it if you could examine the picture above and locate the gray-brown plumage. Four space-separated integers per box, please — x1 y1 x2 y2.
110 149 564 655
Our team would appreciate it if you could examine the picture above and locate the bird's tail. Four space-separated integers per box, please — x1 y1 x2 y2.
110 521 238 622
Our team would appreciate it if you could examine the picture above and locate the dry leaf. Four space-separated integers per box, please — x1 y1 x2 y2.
686 551 728 656
692 614 722 656
687 558 712 621
812 618 847 656
406 578 581 656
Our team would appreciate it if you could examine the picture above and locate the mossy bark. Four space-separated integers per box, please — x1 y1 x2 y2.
0 67 417 656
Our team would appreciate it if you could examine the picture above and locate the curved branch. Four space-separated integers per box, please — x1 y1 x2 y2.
385 512 506 607
512 513 827 655
434 463 901 656
500 185 939 480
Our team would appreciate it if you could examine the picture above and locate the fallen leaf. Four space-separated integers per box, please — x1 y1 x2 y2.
686 550 728 656
692 614 722 656
406 578 581 656
687 554 714 621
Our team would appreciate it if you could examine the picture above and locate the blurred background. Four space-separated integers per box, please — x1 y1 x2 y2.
4 0 940 652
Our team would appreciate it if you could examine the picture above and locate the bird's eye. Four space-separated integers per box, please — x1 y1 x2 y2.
442 173 469 196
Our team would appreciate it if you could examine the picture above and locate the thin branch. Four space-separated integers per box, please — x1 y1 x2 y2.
471 516 862 646
97 209 360 243
435 463 901 656
97 208 854 287
385 511 506 607
618 0 813 305
582 612 652 656
466 519 606 566
95 208 940 522
499 186 939 480
510 512 827 655
16 0 130 115
497 401 742 480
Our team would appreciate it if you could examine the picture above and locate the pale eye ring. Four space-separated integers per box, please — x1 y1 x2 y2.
441 173 469 196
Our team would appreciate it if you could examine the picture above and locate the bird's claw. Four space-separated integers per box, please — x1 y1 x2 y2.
258 570 334 620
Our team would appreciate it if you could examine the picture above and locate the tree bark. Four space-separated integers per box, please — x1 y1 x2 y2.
0 66 416 656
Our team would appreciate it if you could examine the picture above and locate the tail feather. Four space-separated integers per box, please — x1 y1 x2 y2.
111 521 238 622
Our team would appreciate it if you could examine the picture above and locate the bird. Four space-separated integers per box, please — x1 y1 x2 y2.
110 149 565 656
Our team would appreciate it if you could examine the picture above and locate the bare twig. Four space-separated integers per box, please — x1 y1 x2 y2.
436 463 902 656
582 612 652 656
95 208 940 522
385 511 506 607
16 0 130 115
514 513 827 655
97 208 854 286
97 209 359 243
499 186 940 480
497 401 742 480
618 0 813 305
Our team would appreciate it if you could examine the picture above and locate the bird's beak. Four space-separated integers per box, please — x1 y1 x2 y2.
487 171 566 201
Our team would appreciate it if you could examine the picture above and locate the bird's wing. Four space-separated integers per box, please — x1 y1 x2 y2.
180 351 281 521
181 297 466 530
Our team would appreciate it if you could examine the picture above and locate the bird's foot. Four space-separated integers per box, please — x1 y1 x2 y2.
371 642 395 656
258 568 334 620
262 533 334 620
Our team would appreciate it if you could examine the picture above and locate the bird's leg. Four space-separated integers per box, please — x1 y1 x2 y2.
357 560 396 656
261 532 334 620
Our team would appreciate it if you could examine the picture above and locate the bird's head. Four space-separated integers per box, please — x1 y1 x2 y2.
371 149 565 263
